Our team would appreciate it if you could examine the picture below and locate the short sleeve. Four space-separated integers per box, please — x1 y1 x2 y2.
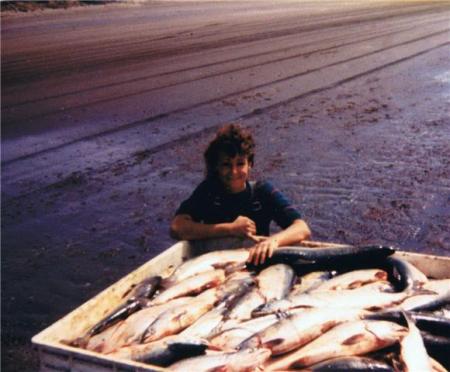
175 181 209 222
256 181 302 229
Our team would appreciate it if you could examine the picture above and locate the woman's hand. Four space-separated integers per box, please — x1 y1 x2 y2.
247 237 279 265
229 215 257 238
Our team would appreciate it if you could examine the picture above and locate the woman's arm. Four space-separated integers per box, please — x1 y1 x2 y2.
247 219 311 265
170 214 258 241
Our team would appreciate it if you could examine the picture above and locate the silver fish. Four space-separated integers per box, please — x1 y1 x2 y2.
88 297 191 353
290 271 333 295
257 263 295 301
141 288 218 343
254 281 406 316
310 269 388 292
398 279 450 311
161 249 249 288
151 269 225 305
265 320 407 370
400 312 432 372
240 307 368 355
209 314 281 351
85 320 125 353
168 347 271 372
180 303 227 339
225 287 266 321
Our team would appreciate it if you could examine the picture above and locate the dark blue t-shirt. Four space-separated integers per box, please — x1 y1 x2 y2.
175 179 302 236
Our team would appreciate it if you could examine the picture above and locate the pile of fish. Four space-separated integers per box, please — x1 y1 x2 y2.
71 245 450 371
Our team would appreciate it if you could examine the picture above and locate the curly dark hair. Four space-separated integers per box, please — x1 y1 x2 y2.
204 123 255 179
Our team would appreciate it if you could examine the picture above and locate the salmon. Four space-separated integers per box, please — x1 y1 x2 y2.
265 320 407 370
151 269 225 305
161 249 249 288
209 314 281 351
254 281 406 316
88 297 191 353
240 307 368 355
290 271 332 295
302 356 395 371
180 303 227 339
400 312 433 372
225 287 266 321
108 334 207 365
310 269 388 292
384 257 428 292
141 288 218 343
168 347 271 372
257 264 295 301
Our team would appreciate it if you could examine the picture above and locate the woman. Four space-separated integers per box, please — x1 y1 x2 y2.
170 123 311 265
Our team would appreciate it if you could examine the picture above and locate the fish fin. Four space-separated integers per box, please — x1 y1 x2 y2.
264 338 285 348
160 277 174 289
62 336 89 349
276 310 290 319
320 320 337 333
413 286 438 295
400 310 415 329
341 333 367 345
211 365 228 372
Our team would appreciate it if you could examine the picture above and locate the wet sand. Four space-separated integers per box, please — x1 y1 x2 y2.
1 1 450 371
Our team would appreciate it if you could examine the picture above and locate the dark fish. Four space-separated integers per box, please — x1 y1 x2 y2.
272 245 395 271
364 311 450 337
421 331 450 352
86 275 161 337
108 335 208 366
382 257 428 292
302 356 394 371
123 275 162 301
87 298 147 337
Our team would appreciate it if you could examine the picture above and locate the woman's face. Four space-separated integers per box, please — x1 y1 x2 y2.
216 153 251 193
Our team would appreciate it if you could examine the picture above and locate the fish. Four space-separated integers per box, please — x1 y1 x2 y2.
257 263 295 301
214 271 256 308
429 357 449 372
290 271 333 295
80 275 162 341
122 275 162 302
399 312 432 372
398 279 450 311
179 303 228 339
107 297 191 348
420 331 450 357
108 334 208 366
168 347 272 372
384 257 428 292
253 281 406 316
209 314 281 351
85 298 147 339
300 356 395 371
271 245 395 268
85 320 126 353
86 297 191 353
161 249 249 288
225 287 266 321
310 269 388 292
365 311 450 337
239 307 368 355
141 288 218 343
264 320 407 370
151 269 225 305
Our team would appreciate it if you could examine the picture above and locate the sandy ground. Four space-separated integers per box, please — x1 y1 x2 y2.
1 1 450 371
